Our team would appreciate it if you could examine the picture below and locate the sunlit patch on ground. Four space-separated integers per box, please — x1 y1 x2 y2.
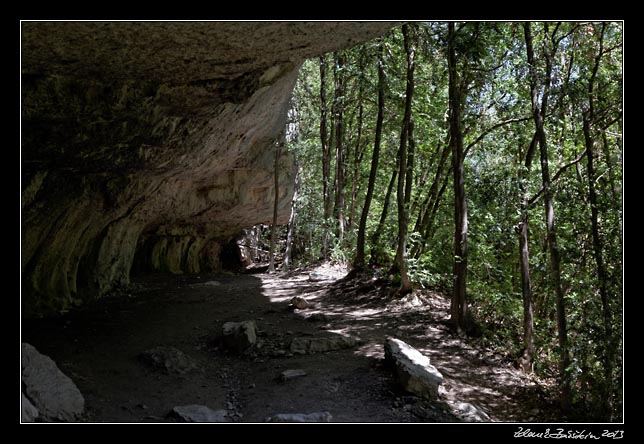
254 263 559 423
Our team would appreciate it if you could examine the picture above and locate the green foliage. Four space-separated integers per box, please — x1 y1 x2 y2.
406 253 445 289
282 21 622 421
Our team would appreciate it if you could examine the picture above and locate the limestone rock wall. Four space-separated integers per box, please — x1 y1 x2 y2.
21 22 395 316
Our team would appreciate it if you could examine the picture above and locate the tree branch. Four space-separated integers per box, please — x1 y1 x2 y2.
528 148 588 207
464 116 531 157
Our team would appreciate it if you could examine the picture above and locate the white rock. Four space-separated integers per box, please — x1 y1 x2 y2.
452 401 491 422
171 405 228 422
21 343 85 422
22 392 39 422
384 337 443 401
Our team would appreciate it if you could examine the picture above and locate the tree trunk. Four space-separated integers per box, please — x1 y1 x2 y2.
348 50 366 234
583 24 614 419
268 141 281 273
410 135 443 227
370 165 397 266
282 168 300 272
584 117 614 419
601 132 620 217
423 169 451 243
448 22 468 332
411 142 450 259
395 24 415 296
524 21 571 410
319 55 332 260
517 217 535 372
333 52 346 246
540 125 570 411
405 119 415 209
518 134 538 373
355 41 385 270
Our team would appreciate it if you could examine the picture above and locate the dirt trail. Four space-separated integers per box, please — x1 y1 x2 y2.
21 265 559 423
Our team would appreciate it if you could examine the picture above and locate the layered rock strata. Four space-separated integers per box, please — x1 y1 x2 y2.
21 22 394 316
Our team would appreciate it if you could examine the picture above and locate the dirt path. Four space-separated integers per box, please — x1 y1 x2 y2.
21 265 559 423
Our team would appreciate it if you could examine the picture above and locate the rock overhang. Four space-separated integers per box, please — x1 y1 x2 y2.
21 21 398 316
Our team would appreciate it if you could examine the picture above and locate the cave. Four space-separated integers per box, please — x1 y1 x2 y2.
21 21 395 317
20 20 625 425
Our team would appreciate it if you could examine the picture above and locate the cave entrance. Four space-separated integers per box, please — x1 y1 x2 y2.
128 229 262 277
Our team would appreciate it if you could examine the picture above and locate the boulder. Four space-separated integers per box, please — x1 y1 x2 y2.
451 401 491 422
384 337 443 401
170 405 228 422
266 412 333 423
290 334 359 355
139 346 199 374
21 343 85 422
222 320 257 352
21 392 39 422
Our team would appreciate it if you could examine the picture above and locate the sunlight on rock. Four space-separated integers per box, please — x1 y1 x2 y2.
354 342 384 359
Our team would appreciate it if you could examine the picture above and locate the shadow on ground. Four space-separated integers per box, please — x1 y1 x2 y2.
21 267 559 423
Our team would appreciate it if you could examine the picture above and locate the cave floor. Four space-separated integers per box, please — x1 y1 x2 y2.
22 264 560 423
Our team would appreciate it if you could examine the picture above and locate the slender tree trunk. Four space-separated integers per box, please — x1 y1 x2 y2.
584 118 614 419
413 142 448 233
601 131 620 212
370 165 397 265
268 141 281 273
405 119 416 209
448 22 468 331
518 134 538 373
409 161 432 229
540 125 570 411
395 23 415 296
333 52 346 245
601 130 623 255
583 24 614 419
319 56 332 260
423 169 451 243
411 142 450 259
348 105 362 234
348 51 366 234
282 168 300 272
524 21 571 411
355 41 385 270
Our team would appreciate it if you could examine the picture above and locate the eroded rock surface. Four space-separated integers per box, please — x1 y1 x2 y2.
21 392 39 422
170 405 228 423
21 22 395 316
21 343 85 422
450 401 492 422
384 337 443 401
